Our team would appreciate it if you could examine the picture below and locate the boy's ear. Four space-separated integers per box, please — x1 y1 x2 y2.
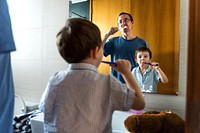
135 57 138 63
90 46 99 59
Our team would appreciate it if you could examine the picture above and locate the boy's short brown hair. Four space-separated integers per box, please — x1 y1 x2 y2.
56 18 102 63
135 47 152 59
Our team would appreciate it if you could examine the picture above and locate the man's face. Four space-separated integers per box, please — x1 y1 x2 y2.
117 14 133 33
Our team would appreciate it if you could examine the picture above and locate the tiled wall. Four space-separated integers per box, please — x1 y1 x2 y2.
9 0 188 119
8 0 68 102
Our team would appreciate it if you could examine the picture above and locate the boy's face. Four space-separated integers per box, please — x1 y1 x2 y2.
136 51 151 67
97 45 104 66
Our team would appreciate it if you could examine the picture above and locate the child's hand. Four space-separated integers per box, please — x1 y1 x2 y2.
111 59 131 74
108 27 118 35
151 62 159 69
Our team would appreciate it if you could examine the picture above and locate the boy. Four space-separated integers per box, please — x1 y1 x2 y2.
38 18 145 133
132 47 168 93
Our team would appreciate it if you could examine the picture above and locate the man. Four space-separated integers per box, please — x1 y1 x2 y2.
0 0 16 132
103 12 148 83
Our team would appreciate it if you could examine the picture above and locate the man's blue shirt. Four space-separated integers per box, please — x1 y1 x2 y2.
104 36 148 83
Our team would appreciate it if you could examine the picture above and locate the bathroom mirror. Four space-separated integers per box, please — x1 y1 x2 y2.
91 0 180 95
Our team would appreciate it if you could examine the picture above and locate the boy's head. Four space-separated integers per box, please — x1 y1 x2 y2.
135 47 152 65
56 18 102 63
135 47 152 59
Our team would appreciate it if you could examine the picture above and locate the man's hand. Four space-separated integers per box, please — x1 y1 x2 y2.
108 27 118 35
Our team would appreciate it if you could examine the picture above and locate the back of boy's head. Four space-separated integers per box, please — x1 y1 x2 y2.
135 47 152 59
56 18 102 63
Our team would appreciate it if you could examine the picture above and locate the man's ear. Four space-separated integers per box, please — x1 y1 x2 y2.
90 46 99 59
131 20 134 25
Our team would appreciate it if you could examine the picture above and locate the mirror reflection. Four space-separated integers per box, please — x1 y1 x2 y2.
91 0 180 95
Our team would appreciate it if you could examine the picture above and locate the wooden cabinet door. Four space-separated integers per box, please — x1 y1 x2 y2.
92 0 131 74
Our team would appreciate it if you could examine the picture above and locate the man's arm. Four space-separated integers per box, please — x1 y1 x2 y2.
102 27 118 46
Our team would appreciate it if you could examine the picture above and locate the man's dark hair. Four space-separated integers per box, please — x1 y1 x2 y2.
118 12 133 22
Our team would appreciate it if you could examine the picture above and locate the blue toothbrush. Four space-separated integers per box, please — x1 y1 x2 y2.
101 61 117 66
144 62 159 66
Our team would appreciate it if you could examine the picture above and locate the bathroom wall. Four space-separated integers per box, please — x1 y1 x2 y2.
8 0 68 103
9 0 188 119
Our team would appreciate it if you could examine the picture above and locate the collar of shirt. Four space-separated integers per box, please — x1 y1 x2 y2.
68 63 98 73
136 65 152 75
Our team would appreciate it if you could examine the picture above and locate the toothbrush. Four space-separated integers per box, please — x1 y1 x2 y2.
101 61 117 66
102 61 158 67
144 62 159 66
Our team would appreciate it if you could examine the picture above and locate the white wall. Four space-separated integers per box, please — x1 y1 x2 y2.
8 0 68 103
9 0 188 119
